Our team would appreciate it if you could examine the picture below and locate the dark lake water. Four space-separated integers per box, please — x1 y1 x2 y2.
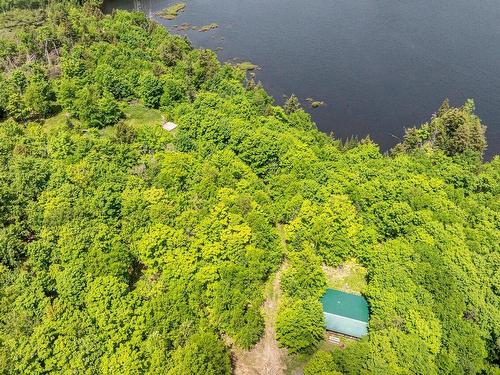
104 0 500 158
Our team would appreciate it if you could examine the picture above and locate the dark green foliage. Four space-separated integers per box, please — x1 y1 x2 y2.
23 66 55 118
284 94 301 115
114 121 137 144
395 99 487 158
0 67 55 121
93 63 133 100
0 226 24 267
138 73 163 108
0 0 47 11
74 87 124 128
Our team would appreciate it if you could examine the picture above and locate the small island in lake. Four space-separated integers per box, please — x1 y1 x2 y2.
155 2 186 20
199 23 219 32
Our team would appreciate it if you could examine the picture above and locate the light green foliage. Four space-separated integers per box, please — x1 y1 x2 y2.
168 332 231 375
136 223 188 274
276 297 325 353
287 196 365 265
0 1 498 374
0 9 44 41
304 351 340 375
281 245 326 299
161 77 188 107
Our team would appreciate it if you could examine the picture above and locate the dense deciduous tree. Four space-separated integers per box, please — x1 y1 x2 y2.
276 297 325 353
167 332 231 375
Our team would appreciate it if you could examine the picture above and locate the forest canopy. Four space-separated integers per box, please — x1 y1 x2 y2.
0 1 498 374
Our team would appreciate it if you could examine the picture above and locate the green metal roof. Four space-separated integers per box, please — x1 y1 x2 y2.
321 289 369 323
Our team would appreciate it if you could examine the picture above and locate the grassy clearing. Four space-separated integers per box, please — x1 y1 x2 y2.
43 112 85 134
43 112 68 131
121 102 163 129
323 259 368 294
156 2 186 20
41 103 163 137
0 8 44 40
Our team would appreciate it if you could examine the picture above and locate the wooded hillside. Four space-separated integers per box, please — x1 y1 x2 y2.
0 2 498 374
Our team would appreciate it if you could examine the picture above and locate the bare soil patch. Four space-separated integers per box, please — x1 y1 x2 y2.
232 266 288 375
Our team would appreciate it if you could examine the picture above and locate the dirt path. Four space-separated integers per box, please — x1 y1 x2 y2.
232 265 288 375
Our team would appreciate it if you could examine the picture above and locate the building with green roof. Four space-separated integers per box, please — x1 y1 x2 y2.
320 288 369 338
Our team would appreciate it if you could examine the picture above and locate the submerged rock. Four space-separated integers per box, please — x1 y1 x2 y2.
199 23 219 32
177 22 191 31
306 97 326 108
